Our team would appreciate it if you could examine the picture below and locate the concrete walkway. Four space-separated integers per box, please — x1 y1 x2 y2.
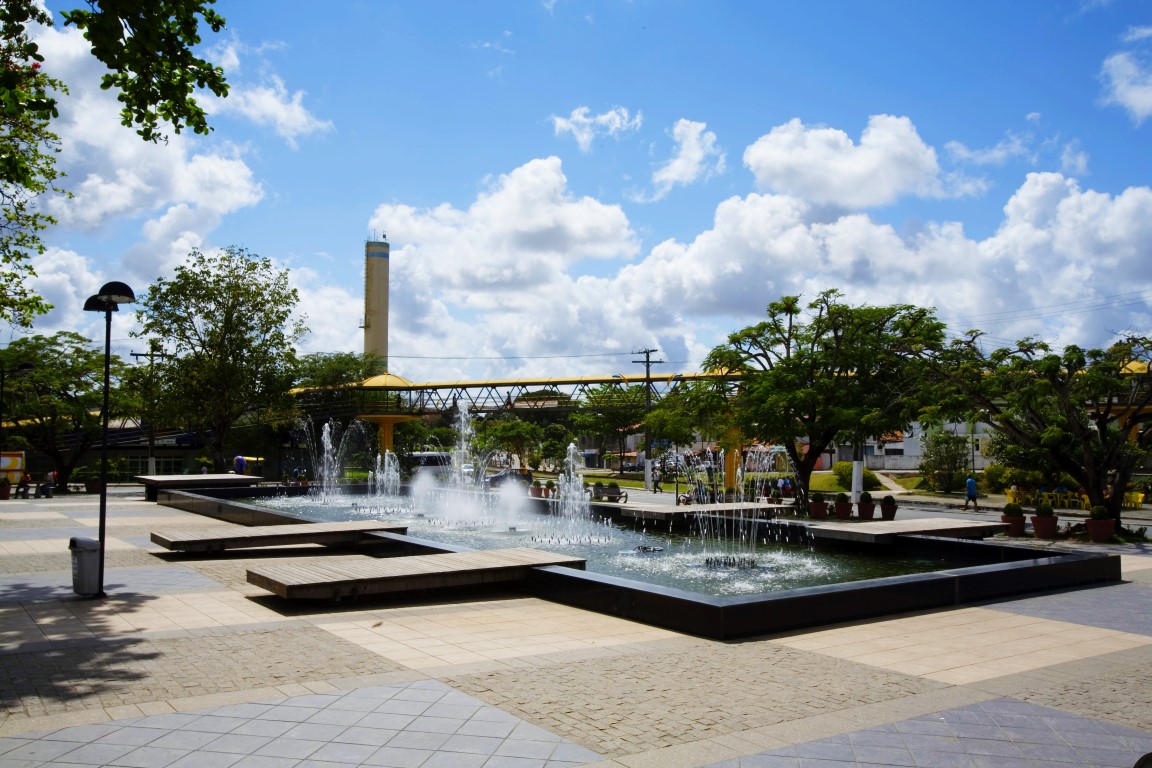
1 488 1150 767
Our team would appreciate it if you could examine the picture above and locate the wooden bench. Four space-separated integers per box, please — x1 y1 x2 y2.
246 547 586 600
150 521 408 553
590 483 628 503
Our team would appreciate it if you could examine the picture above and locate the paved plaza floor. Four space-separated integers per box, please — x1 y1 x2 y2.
1 490 1151 767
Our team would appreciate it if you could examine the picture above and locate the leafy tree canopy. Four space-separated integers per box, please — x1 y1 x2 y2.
0 0 227 327
134 246 306 470
0 331 131 484
931 333 1152 522
701 290 946 498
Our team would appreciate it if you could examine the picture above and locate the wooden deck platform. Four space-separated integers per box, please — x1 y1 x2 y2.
150 520 408 552
136 473 264 501
806 517 1009 544
246 547 587 600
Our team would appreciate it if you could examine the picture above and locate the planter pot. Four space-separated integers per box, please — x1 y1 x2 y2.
1086 517 1116 543
1001 514 1026 536
1031 515 1059 540
856 502 876 521
808 501 828 519
834 501 853 520
0 485 10 500
529 486 543 498
880 503 898 520
84 480 103 494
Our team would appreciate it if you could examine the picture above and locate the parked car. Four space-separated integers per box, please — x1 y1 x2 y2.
484 468 532 490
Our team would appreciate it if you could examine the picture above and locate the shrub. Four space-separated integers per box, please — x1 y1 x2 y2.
1090 505 1111 520
810 491 825 503
881 495 896 506
1002 503 1024 516
982 463 1008 492
832 461 881 491
859 491 873 504
1034 501 1055 517
835 492 849 503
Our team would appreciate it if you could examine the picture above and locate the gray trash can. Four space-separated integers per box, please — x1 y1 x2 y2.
69 537 100 596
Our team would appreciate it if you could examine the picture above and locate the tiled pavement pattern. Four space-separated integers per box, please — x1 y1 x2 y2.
0 680 602 768
0 491 1150 768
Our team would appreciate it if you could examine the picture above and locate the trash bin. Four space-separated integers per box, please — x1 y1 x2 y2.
69 537 100 596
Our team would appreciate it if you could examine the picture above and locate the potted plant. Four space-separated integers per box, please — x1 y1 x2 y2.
808 491 828 519
1086 505 1115 543
544 479 556 498
857 491 876 520
1030 501 1059 540
530 479 543 498
724 486 736 503
834 491 853 520
75 466 102 494
880 494 898 520
0 474 10 501
1001 502 1026 536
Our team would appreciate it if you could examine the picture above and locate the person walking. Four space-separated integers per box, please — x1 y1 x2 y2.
963 474 979 511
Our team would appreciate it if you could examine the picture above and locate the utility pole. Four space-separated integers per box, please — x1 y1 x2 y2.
130 344 171 475
632 347 664 490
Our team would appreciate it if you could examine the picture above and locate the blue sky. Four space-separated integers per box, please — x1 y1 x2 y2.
18 0 1152 381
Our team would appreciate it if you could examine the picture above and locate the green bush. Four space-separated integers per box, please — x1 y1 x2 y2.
1002 503 1024 516
982 463 1008 492
831 461 881 491
881 495 896 506
835 492 849 503
810 491 825 503
1090 505 1111 520
1034 501 1055 517
859 491 872 504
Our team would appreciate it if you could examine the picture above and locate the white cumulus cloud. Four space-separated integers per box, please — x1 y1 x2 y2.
1101 51 1152 124
642 119 726 202
743 115 975 209
212 74 334 148
551 106 642 153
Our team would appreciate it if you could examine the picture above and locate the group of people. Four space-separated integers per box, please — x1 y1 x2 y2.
14 470 55 499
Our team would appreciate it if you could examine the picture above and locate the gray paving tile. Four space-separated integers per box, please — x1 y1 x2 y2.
0 740 83 762
440 733 504 755
305 741 380 763
147 730 221 750
362 745 434 766
493 739 558 759
230 756 301 768
54 741 138 764
705 698 1152 768
165 751 243 767
986 582 1152 635
110 744 191 767
93 726 165 747
227 719 297 738
330 726 399 747
281 723 349 742
251 737 325 759
202 733 274 755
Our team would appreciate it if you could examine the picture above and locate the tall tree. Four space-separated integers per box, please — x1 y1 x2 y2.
570 383 646 467
932 333 1152 523
702 290 946 500
476 416 543 468
1 332 130 486
0 0 228 326
134 247 306 470
1 2 63 327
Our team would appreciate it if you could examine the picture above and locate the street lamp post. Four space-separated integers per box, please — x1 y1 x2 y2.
83 281 136 598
